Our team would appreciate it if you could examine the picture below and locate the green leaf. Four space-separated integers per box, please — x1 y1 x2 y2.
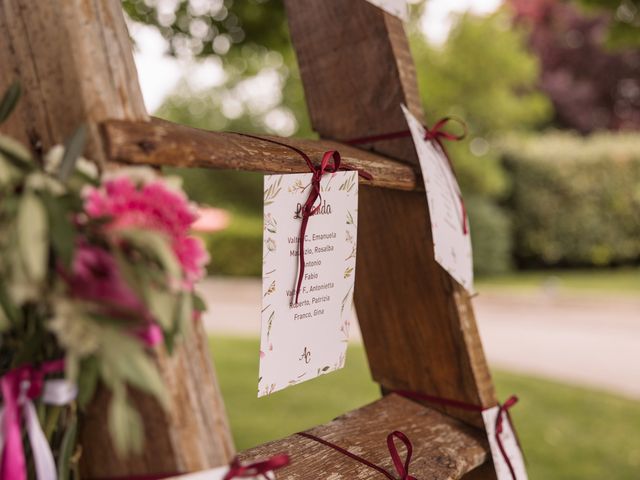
0 81 20 124
108 385 144 456
0 305 8 332
0 134 32 170
192 292 207 313
145 286 177 331
42 194 75 267
17 191 48 282
57 412 78 480
99 328 168 409
58 125 87 182
76 356 99 409
0 279 16 331
117 228 181 282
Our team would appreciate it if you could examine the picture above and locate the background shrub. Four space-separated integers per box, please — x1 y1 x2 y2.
467 196 513 275
501 131 640 268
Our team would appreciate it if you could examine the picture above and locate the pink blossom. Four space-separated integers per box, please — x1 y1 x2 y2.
67 244 149 321
136 323 164 348
83 175 209 287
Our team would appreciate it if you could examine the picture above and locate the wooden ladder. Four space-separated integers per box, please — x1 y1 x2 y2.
0 1 499 478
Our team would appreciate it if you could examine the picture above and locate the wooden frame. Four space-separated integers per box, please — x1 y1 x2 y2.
0 1 500 478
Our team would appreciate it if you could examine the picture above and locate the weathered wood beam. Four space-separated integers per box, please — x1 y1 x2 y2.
0 0 235 476
239 394 489 479
102 118 421 191
285 0 498 436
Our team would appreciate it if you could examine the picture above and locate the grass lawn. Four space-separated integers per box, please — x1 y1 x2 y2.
476 267 640 295
210 336 640 480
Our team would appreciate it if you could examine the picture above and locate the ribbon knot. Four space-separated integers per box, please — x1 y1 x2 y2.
1 359 74 480
223 454 290 479
345 117 468 235
422 117 467 143
387 431 417 480
232 132 372 306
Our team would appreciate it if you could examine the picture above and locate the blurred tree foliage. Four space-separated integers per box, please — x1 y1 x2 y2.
575 0 640 47
511 0 640 133
412 10 552 199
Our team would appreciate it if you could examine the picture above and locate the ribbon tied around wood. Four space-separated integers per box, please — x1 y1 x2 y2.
223 453 290 479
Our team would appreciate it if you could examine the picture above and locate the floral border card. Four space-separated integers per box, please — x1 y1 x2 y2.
482 407 528 480
401 105 474 293
259 171 358 397
366 0 409 21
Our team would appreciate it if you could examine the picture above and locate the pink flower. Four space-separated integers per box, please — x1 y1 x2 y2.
136 323 164 348
67 244 150 321
83 174 209 287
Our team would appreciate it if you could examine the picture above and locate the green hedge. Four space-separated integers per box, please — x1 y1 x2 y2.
203 213 263 277
467 196 513 275
501 132 640 267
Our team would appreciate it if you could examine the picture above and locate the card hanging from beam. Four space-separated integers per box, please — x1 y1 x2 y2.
401 105 474 293
366 0 409 21
259 171 358 396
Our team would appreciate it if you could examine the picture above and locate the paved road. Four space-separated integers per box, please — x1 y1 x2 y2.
198 277 640 400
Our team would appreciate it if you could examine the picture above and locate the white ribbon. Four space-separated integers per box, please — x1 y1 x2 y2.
0 379 77 480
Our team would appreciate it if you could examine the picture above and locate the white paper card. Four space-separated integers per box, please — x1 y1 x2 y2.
366 0 409 21
259 171 358 396
482 407 528 480
401 105 474 292
167 466 275 480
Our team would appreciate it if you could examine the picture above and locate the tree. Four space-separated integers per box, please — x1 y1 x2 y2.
511 0 640 132
412 10 552 198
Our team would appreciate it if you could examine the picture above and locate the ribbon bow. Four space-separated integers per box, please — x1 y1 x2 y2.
292 148 372 304
0 359 76 480
345 117 468 235
232 132 372 305
298 430 417 480
223 454 290 480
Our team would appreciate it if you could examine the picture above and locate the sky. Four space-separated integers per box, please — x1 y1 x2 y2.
133 0 503 113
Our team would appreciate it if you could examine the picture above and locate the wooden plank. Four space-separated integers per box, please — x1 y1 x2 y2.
239 394 489 479
102 118 421 191
0 0 235 475
0 0 147 163
284 0 498 430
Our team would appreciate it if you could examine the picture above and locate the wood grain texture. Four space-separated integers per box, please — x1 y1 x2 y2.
0 0 235 475
102 118 421 191
240 394 489 480
0 0 147 163
80 321 235 477
285 0 497 436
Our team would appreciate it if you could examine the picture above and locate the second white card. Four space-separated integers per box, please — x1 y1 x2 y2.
402 105 474 293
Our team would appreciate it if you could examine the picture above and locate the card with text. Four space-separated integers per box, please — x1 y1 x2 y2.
402 105 474 293
259 171 358 396
366 0 409 21
482 407 528 480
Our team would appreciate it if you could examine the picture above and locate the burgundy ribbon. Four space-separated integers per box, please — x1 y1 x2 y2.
346 117 469 235
233 133 372 305
395 390 522 480
495 395 520 480
0 359 65 480
223 454 290 480
298 431 416 480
